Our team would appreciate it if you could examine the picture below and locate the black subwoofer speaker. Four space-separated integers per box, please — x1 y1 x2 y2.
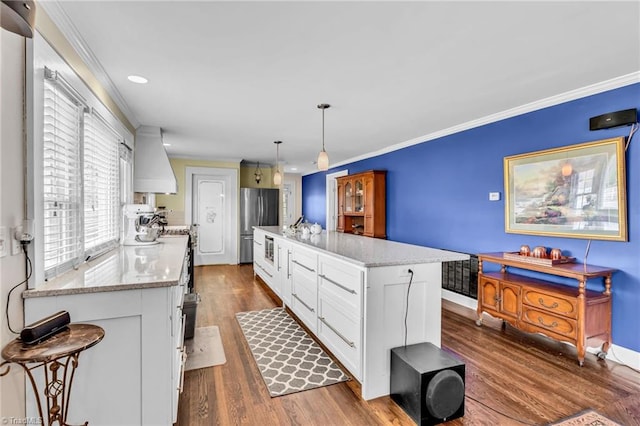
391 342 465 425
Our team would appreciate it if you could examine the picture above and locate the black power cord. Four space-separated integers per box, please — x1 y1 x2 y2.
403 269 414 348
6 242 32 334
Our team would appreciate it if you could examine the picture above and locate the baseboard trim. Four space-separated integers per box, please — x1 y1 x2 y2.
441 290 640 371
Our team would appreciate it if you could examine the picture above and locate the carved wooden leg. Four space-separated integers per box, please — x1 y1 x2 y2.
476 260 483 327
501 320 507 331
576 279 586 367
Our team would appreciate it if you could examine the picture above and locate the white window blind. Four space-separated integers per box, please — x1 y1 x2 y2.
42 66 128 280
42 76 84 277
84 110 121 254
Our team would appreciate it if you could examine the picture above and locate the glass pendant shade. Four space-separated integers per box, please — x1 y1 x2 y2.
317 150 329 171
273 140 283 185
317 104 330 171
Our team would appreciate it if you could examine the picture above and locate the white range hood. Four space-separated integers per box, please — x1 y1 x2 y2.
134 125 178 194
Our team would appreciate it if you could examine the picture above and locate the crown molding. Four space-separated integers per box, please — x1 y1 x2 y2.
168 154 243 164
38 0 140 129
304 72 640 176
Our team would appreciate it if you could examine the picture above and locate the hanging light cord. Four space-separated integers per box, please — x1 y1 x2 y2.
6 243 33 334
321 107 326 152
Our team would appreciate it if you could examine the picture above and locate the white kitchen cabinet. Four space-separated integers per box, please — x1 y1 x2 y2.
23 237 189 426
253 226 468 400
274 238 291 303
289 244 318 333
253 228 277 294
317 255 364 380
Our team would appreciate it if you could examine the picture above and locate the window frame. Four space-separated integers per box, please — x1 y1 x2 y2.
29 33 135 286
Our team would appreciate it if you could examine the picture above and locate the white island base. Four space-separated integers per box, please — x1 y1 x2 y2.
252 227 469 400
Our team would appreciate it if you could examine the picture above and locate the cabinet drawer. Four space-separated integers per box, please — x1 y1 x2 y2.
318 257 363 314
254 259 276 291
521 307 577 339
318 295 361 379
523 289 577 319
291 247 317 279
291 284 317 333
172 285 185 339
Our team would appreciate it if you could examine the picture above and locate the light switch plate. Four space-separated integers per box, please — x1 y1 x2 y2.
489 192 501 201
0 226 8 258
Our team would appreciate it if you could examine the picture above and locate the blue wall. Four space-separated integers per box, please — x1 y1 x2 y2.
302 83 640 352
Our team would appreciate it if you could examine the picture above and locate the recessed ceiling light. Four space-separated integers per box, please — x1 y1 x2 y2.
163 143 171 146
127 75 148 84
290 167 298 171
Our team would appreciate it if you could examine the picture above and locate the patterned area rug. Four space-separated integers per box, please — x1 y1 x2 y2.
548 409 621 426
235 307 349 397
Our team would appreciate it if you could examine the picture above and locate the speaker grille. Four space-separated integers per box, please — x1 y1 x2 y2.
425 370 465 420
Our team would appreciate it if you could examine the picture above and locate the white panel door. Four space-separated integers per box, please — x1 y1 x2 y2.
193 172 236 265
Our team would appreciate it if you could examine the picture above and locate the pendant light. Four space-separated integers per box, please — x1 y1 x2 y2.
317 103 330 171
273 141 282 185
254 161 263 184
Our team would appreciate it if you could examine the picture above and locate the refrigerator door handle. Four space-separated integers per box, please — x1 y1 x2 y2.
259 193 263 225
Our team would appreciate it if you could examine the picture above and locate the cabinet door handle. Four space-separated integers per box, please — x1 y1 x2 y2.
319 317 355 348
287 250 291 279
493 296 501 302
319 274 356 294
254 240 263 246
292 259 315 273
178 349 187 393
537 317 558 328
538 298 559 310
292 293 315 312
277 246 282 271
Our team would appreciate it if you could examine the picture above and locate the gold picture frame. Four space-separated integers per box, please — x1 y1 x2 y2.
504 137 627 241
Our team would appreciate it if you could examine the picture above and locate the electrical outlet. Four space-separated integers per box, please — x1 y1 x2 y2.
398 267 413 277
10 226 22 256
489 192 501 201
0 226 8 258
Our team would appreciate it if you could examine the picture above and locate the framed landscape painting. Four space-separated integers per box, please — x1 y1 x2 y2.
504 137 627 241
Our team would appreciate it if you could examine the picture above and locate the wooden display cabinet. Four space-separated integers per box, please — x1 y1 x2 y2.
336 170 386 238
476 252 614 366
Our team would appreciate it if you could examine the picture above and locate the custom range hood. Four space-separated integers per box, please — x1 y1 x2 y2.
1 0 36 38
134 126 178 194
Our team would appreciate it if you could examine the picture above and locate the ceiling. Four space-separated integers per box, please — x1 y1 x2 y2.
44 1 640 174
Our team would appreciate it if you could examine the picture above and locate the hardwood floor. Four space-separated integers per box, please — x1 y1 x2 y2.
176 264 640 425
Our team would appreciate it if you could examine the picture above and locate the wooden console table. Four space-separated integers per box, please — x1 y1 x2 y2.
1 323 104 425
475 252 614 366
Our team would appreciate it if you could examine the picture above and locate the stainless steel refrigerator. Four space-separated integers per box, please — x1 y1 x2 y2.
240 188 279 263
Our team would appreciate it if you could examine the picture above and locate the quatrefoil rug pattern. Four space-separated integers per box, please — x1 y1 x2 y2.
236 307 349 397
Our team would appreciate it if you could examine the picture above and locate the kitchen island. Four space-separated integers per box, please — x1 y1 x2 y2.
253 226 468 400
23 235 190 426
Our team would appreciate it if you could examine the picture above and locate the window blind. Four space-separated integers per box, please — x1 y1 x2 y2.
84 110 121 254
42 77 84 277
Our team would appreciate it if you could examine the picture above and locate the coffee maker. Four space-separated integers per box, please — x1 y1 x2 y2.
122 204 160 245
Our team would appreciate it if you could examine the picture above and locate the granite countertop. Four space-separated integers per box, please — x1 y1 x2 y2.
255 226 469 267
23 235 189 298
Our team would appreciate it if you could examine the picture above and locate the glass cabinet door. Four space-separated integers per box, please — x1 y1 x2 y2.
345 181 353 212
354 179 364 212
